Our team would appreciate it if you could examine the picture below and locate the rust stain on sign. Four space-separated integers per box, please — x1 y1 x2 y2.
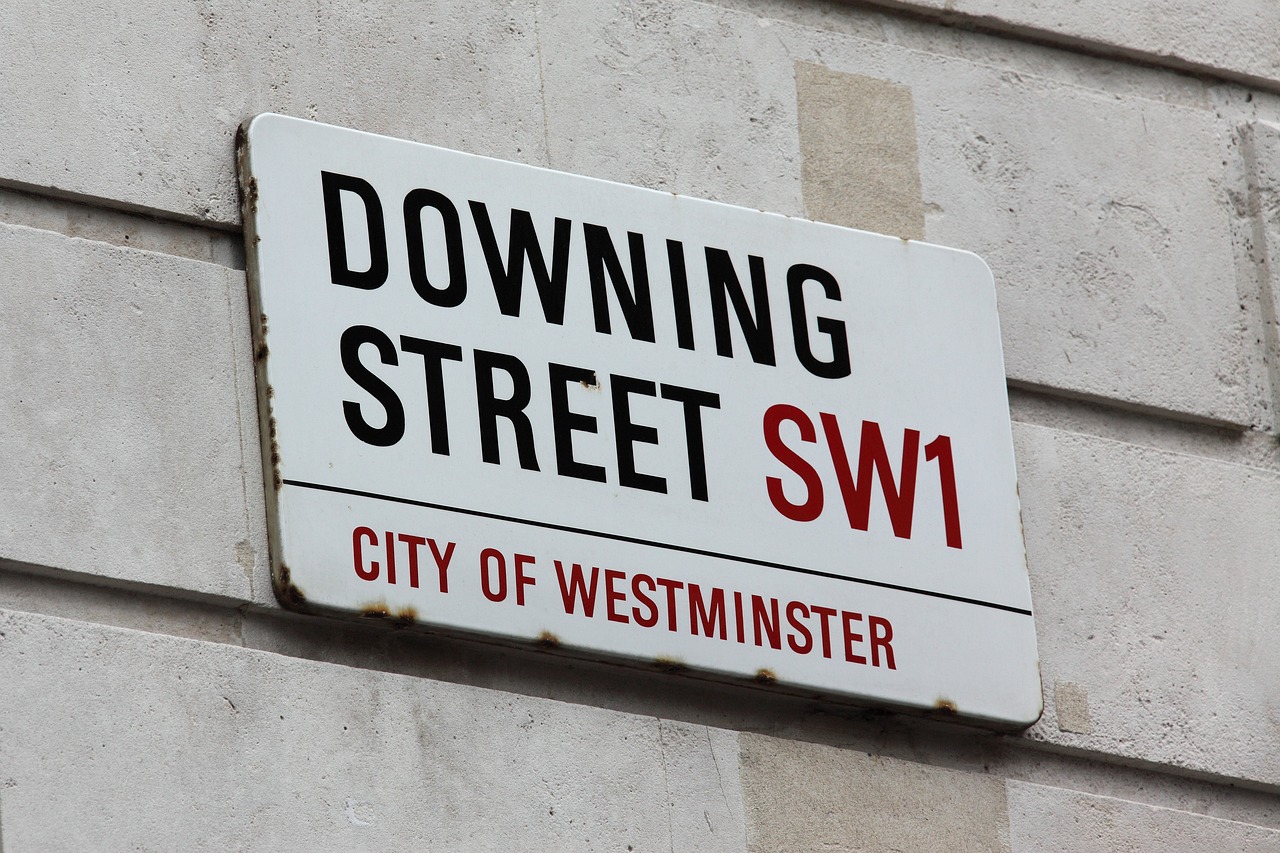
274 563 308 611
234 124 259 218
653 656 687 673
535 630 561 648
360 600 392 618
352 602 417 624
267 414 282 490
933 697 959 714
754 668 777 685
245 177 259 212
254 313 270 363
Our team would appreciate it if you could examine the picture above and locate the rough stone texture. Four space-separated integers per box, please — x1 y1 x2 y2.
910 59 1251 426
538 0 1260 425
0 0 547 224
0 608 748 852
661 721 750 851
0 187 243 269
1241 120 1280 424
740 732 1011 852
535 0 806 215
875 0 1280 89
0 567 247 647
1014 421 1280 784
0 0 1264 421
0 222 266 603
1007 782 1280 852
794 61 925 239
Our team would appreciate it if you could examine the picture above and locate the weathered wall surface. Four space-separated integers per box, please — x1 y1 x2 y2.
3 0 1280 849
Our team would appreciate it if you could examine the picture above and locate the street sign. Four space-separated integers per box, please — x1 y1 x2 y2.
238 113 1041 727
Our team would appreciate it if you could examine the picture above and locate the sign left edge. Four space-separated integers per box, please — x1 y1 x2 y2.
236 113 310 614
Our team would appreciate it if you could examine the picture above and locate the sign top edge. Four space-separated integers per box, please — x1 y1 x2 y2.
239 112 993 276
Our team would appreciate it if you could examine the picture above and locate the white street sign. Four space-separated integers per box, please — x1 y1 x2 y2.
239 113 1041 727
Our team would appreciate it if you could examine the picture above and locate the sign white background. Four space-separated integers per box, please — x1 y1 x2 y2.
242 113 1041 726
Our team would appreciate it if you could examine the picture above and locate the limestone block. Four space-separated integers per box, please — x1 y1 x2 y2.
0 0 547 224
0 222 266 602
535 0 806 215
539 0 1258 425
1014 422 1280 784
914 58 1253 425
1007 781 1280 852
0 608 747 851
740 732 1011 852
883 0 1280 89
0 0 1260 423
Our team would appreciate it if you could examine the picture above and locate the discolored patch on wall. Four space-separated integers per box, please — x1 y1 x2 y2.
739 732 1010 852
794 61 925 240
1054 681 1093 734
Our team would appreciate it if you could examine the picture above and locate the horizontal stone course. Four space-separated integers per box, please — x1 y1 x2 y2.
913 65 1253 426
0 0 1266 421
1007 781 1280 852
540 0 1261 425
0 0 549 224
0 608 747 851
881 0 1280 89
1014 422 1280 785
5 217 1279 787
0 222 267 602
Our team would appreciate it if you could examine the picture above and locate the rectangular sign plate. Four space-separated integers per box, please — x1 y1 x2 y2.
239 113 1041 726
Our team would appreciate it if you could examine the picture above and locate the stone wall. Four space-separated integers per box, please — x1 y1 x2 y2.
3 0 1279 849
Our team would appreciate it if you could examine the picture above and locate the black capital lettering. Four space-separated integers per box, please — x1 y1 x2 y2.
469 202 571 324
787 263 851 379
660 383 721 501
584 224 655 343
549 363 607 483
400 336 463 455
404 188 467 307
612 374 666 494
474 350 540 471
666 239 696 351
341 325 404 446
322 172 388 290
705 248 775 366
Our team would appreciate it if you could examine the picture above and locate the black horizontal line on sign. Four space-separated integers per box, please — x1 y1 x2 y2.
281 479 1034 616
